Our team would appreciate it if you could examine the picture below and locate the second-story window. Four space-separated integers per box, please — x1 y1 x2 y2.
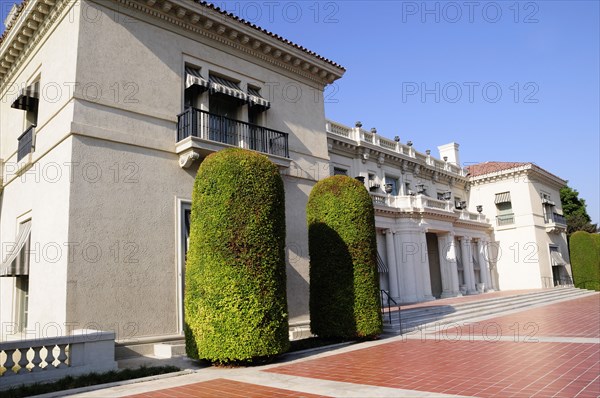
12 81 39 161
184 66 208 109
333 167 348 176
385 176 399 196
495 191 514 226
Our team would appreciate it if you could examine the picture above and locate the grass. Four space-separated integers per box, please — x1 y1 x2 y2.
2 365 180 398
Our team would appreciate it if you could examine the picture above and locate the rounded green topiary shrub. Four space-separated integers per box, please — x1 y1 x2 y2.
570 231 600 291
184 148 289 363
307 175 382 339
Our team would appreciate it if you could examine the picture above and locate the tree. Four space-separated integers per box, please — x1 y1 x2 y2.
569 231 600 291
307 175 382 339
559 185 598 236
184 148 289 363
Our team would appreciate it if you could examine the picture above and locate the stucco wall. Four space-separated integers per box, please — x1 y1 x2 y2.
58 0 333 337
0 2 81 339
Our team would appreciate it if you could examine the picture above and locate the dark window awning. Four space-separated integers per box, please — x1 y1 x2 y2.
185 67 209 92
11 83 39 111
209 75 248 102
495 192 512 204
0 220 31 277
247 87 270 109
550 251 567 266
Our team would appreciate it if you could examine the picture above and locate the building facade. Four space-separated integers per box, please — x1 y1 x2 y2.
0 0 344 341
0 0 572 344
326 121 495 304
467 162 571 290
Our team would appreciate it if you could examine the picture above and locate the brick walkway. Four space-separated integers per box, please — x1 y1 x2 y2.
95 290 599 398
443 294 600 339
268 294 600 398
126 378 327 398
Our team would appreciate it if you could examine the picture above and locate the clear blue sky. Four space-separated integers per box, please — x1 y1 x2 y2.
2 1 598 223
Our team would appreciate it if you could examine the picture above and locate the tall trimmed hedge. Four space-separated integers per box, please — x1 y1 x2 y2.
307 175 382 339
570 231 600 291
184 148 289 363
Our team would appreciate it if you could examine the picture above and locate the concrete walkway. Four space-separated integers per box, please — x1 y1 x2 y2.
65 291 599 398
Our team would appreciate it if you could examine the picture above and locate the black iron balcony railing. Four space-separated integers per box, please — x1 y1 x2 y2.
176 108 289 158
17 125 35 161
496 213 515 226
551 212 566 225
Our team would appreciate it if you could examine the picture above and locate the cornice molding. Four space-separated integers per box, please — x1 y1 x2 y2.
469 164 566 189
113 0 344 86
328 135 468 185
0 0 65 88
0 0 345 89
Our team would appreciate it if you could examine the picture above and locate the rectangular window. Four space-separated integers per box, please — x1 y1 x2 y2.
333 167 348 176
15 276 29 332
385 176 399 196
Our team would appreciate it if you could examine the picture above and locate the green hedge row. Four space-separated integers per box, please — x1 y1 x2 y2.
184 148 289 363
570 231 600 291
307 175 382 339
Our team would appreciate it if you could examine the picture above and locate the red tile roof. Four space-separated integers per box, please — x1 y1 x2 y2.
467 161 531 177
192 1 345 70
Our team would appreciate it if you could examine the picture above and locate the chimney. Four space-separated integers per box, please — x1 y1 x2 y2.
437 142 460 166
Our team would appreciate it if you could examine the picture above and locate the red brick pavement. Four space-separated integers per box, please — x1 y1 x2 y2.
442 294 600 339
267 340 599 397
125 378 329 398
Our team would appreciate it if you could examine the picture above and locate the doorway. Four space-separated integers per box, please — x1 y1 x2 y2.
426 233 443 298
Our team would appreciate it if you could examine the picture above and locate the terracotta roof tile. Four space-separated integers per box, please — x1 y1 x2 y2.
192 1 345 70
467 161 531 177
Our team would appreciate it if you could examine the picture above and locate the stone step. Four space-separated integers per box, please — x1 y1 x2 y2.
382 288 595 334
397 288 586 323
115 336 184 360
154 340 186 358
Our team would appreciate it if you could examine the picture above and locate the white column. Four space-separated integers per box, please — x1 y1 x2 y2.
439 233 459 298
478 238 494 292
385 229 400 300
460 237 477 294
419 230 435 301
395 231 418 303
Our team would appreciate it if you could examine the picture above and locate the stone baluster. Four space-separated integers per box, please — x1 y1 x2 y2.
31 346 43 372
17 348 29 374
3 349 17 376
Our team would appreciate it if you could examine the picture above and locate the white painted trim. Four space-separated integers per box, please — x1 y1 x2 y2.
175 197 191 335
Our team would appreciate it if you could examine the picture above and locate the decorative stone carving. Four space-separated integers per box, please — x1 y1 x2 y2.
179 151 200 168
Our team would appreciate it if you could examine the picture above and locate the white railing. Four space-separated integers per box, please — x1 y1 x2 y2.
456 209 487 223
325 120 470 176
418 196 453 211
0 330 117 390
369 194 488 224
371 193 387 206
325 120 353 138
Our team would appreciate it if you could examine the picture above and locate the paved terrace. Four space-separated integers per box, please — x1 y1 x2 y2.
66 290 599 398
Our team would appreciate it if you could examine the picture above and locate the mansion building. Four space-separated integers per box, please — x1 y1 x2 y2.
0 0 571 343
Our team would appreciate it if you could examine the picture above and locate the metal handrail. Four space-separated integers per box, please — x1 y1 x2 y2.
380 289 401 333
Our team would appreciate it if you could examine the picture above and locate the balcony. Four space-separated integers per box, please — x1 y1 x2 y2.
370 193 489 225
176 108 290 168
496 213 515 226
545 212 567 233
